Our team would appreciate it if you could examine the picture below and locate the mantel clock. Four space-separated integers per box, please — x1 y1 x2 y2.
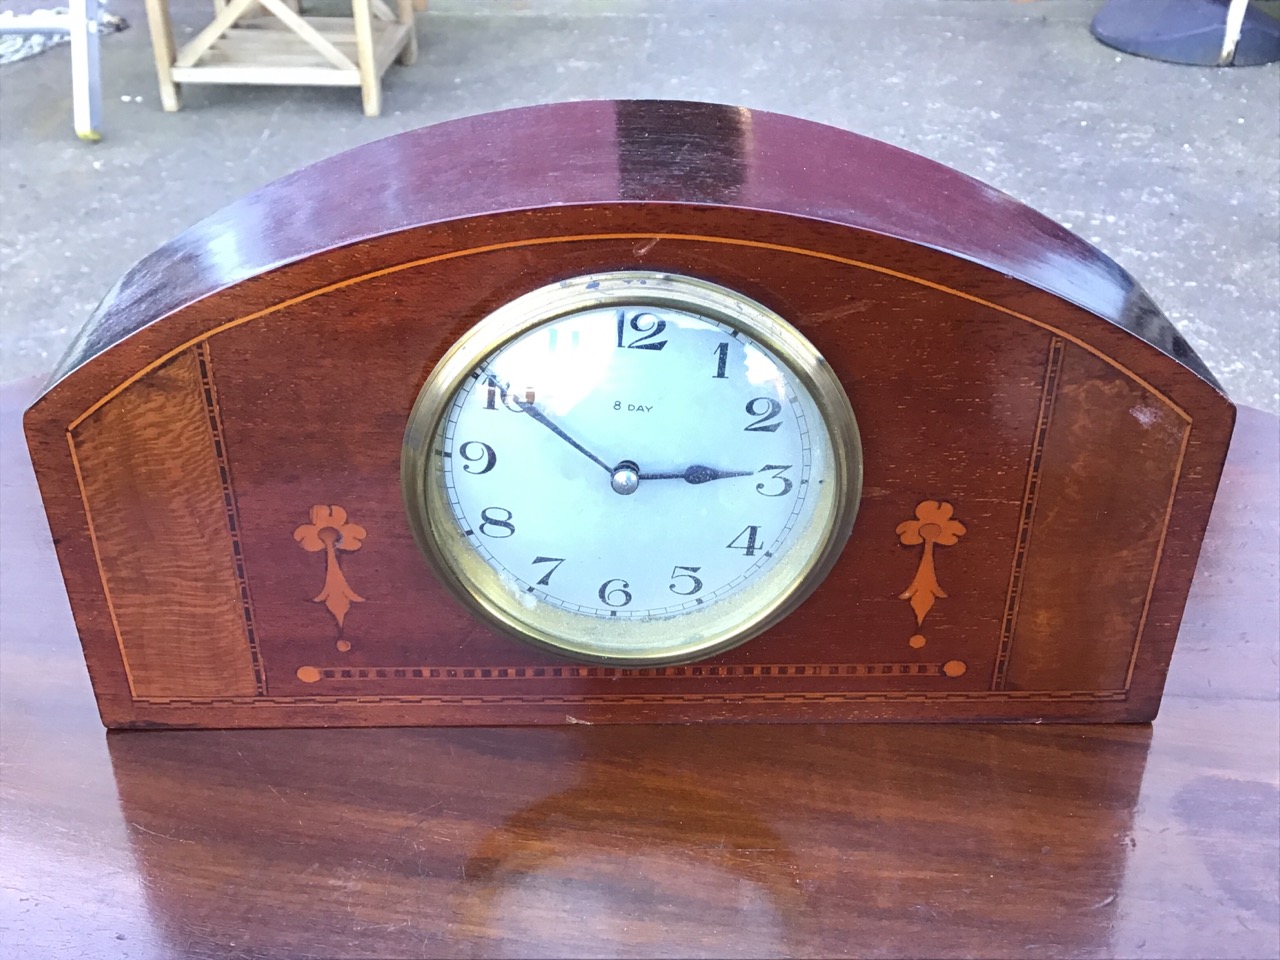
24 101 1235 728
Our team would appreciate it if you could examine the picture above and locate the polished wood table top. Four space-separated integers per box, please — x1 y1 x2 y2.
2 375 1277 959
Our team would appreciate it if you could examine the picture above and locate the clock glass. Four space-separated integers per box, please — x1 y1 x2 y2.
403 272 861 665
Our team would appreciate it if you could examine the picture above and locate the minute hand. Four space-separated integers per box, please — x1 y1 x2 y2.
514 399 612 473
639 465 755 484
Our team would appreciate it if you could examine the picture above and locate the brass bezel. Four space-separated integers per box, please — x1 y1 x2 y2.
402 272 862 666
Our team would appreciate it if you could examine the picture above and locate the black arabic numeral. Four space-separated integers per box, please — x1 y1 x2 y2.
712 342 730 379
726 525 762 556
744 396 783 432
598 578 633 607
531 556 566 586
459 441 497 475
616 310 668 351
668 565 704 596
478 507 515 538
755 464 793 497
482 373 530 412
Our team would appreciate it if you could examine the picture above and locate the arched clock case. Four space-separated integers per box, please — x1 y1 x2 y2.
24 101 1234 728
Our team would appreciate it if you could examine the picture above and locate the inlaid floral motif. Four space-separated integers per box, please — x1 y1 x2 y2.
896 500 966 643
294 505 366 648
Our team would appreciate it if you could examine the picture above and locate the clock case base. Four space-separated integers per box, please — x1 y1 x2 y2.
23 101 1234 728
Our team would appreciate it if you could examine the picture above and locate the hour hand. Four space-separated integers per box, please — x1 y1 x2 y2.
639 464 754 484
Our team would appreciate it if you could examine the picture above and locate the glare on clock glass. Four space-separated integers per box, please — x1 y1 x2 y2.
434 304 829 622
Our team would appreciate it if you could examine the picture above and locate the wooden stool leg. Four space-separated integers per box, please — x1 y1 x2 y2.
396 0 416 65
142 0 181 111
351 0 380 117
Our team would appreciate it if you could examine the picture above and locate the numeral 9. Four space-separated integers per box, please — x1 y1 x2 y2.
459 441 496 475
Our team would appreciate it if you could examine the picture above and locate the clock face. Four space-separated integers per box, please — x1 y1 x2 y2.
403 273 861 664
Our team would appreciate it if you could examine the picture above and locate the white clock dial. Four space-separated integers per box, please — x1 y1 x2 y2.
404 273 861 665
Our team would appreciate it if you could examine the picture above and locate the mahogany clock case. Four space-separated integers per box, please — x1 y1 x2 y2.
23 100 1235 729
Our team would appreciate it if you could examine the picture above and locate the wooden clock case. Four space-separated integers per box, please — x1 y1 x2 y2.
24 100 1234 729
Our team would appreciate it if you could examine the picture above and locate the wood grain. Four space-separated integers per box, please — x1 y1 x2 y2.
67 347 259 700
3 377 1277 958
22 102 1236 727
1003 342 1188 692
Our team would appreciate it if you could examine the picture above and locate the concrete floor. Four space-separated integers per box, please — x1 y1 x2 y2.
1 0 1277 411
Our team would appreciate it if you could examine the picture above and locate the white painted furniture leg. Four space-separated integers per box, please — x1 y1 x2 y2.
1 6 104 139
68 0 102 140
1221 0 1251 64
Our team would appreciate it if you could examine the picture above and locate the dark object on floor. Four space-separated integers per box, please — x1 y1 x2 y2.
1091 0 1280 66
